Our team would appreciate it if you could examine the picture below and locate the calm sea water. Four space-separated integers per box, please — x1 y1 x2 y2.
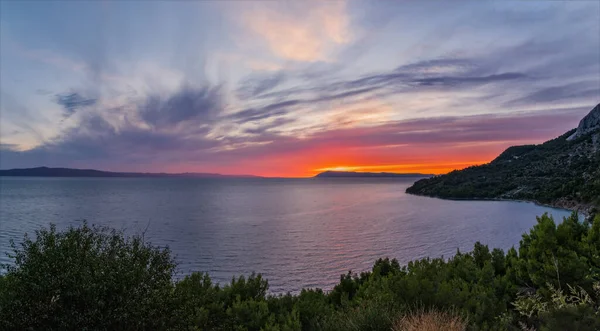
0 177 572 293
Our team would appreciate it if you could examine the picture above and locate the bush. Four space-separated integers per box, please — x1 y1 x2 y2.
0 223 177 330
0 213 599 330
392 309 467 331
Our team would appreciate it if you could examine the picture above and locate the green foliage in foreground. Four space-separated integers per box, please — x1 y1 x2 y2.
1 213 599 330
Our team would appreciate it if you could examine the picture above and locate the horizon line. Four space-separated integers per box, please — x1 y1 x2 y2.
0 166 445 179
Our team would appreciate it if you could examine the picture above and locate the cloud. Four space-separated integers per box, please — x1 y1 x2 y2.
228 57 531 127
396 58 474 75
228 20 599 129
17 46 88 73
209 106 590 162
2 1 598 176
505 81 600 106
139 85 222 129
1 103 591 175
229 100 301 124
243 117 296 135
245 56 529 103
3 37 597 174
55 92 97 118
323 99 394 129
0 143 19 151
240 1 351 62
236 71 286 99
0 91 50 147
218 106 592 176
413 72 527 87
0 83 226 169
35 89 53 96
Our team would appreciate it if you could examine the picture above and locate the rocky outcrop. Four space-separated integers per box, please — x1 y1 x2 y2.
567 103 600 141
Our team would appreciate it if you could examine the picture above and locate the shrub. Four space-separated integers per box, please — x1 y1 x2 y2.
322 298 399 331
514 282 600 330
0 212 598 330
392 309 467 331
0 223 177 330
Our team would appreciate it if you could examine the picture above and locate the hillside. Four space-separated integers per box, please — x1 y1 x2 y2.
0 167 258 178
406 104 600 213
315 171 433 178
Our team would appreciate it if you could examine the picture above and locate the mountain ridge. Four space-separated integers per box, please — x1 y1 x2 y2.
0 167 259 178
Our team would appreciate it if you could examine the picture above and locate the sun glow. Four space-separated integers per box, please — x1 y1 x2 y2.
313 161 489 175
315 166 361 172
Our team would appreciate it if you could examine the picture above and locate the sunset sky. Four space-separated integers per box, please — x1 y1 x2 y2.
1 1 599 177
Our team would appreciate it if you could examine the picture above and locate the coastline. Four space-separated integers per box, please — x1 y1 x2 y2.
405 191 593 218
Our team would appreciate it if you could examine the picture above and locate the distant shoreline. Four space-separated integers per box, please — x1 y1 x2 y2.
314 170 434 178
0 167 436 179
0 167 259 179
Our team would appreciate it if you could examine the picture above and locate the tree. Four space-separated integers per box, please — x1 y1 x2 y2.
0 223 177 330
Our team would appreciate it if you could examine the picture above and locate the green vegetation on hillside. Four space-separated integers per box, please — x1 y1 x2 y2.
406 129 600 211
1 214 599 330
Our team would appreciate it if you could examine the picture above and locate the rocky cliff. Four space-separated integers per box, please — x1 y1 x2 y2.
568 104 600 141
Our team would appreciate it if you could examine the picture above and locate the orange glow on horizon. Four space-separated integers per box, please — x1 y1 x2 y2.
312 161 489 176
162 137 523 178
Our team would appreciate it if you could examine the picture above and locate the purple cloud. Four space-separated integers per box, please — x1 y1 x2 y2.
55 92 97 118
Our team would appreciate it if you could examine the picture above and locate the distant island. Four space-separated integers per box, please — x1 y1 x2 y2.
315 171 434 178
0 167 259 178
407 103 600 214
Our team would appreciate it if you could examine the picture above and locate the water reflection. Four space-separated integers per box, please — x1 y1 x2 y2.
0 177 572 293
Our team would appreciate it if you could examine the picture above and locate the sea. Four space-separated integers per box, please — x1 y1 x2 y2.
0 177 573 293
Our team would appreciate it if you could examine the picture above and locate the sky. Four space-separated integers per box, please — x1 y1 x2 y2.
0 1 599 177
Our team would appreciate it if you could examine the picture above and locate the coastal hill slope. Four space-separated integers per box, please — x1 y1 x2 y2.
0 167 258 178
315 171 433 178
406 104 600 212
